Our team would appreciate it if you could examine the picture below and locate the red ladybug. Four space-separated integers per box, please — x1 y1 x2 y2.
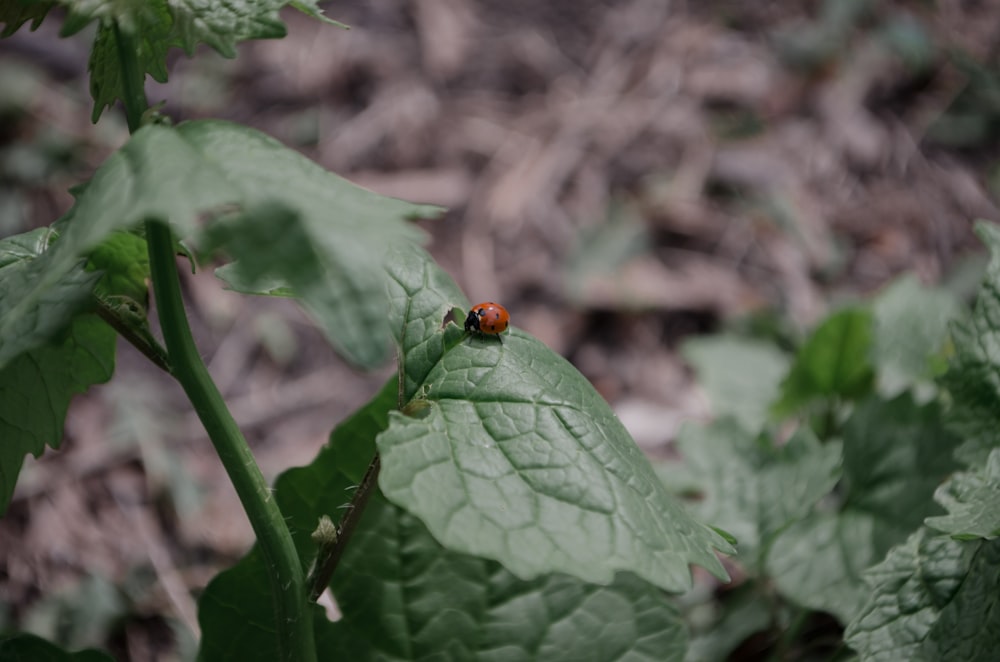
464 302 510 344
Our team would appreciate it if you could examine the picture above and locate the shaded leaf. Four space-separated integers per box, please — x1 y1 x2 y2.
675 420 840 566
767 511 887 623
926 448 1000 540
0 227 100 369
0 0 55 37
942 222 1000 465
378 245 731 592
680 334 790 431
845 530 1000 661
0 633 112 662
0 314 115 515
328 497 688 662
768 394 960 623
871 274 961 399
44 120 436 368
86 230 149 305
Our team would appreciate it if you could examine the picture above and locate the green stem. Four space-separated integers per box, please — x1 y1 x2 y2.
93 296 172 374
146 221 316 661
111 22 147 133
113 22 314 661
306 454 381 601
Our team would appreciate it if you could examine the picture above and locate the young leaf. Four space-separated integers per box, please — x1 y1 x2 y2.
680 335 790 431
378 245 732 593
674 420 841 566
0 633 113 661
86 230 149 305
845 529 1000 661
925 448 1000 540
773 307 875 414
871 274 962 399
942 222 1000 465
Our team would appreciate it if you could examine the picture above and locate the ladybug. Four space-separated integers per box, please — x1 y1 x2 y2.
464 302 510 344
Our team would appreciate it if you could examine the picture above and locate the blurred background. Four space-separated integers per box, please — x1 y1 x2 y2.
2 0 999 658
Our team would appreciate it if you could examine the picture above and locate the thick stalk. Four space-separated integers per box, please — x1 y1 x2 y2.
146 222 315 661
113 22 315 661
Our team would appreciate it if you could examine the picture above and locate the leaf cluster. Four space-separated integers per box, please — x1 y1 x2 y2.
676 236 1000 659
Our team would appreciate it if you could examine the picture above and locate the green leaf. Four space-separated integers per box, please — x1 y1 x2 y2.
840 394 960 530
47 0 340 120
767 511 887 624
377 245 731 592
0 633 113 662
196 546 334 662
86 6 171 122
680 334 790 431
942 222 1000 465
684 585 775 662
774 307 874 414
845 529 1000 661
871 274 961 399
0 0 55 37
53 120 437 368
201 378 688 661
0 313 115 514
198 379 395 659
674 420 841 566
86 230 149 305
925 448 1000 540
0 227 101 369
328 497 689 662
768 394 960 622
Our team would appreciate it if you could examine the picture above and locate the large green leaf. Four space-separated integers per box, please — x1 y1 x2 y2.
680 335 790 432
925 448 1000 540
767 394 960 623
377 245 732 592
774 307 875 414
871 275 961 399
0 633 113 662
16 121 436 369
674 420 840 567
328 497 688 662
201 377 688 661
943 222 1000 465
845 529 1000 661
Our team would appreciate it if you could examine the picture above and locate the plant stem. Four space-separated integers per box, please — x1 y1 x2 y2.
113 21 314 661
146 221 316 661
111 22 146 133
93 297 172 373
306 454 381 601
